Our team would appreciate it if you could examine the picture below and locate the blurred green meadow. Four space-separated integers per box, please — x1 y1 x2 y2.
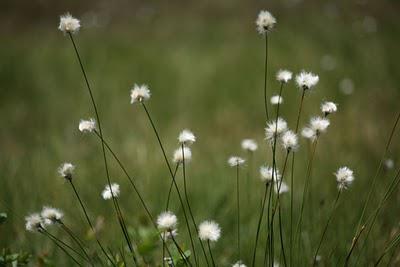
1 0 400 265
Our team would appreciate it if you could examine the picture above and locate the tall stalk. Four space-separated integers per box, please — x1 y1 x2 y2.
207 241 216 267
60 222 92 265
92 131 174 263
181 144 210 266
67 179 114 265
263 36 270 121
236 164 241 261
41 229 83 266
295 137 319 264
251 182 271 266
351 166 400 265
266 82 284 266
42 227 88 263
67 33 136 264
268 151 290 267
289 88 306 267
141 102 198 266
312 190 341 265
344 109 400 264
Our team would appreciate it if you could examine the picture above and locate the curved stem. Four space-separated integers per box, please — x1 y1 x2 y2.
60 222 93 265
347 109 400 261
312 190 341 265
166 164 180 210
68 179 114 265
41 230 83 266
141 102 198 266
67 33 135 263
171 232 193 267
181 144 210 266
263 36 269 121
236 164 241 261
92 131 174 263
295 137 319 263
251 183 270 266
289 88 306 267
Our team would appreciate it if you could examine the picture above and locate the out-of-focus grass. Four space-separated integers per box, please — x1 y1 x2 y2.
1 1 400 265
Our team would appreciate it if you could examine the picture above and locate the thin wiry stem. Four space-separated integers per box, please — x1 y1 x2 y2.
171 231 193 267
181 144 210 267
266 82 284 266
269 151 290 267
92 131 174 263
42 227 87 263
263 35 270 121
60 222 93 265
141 102 198 267
166 164 180 210
251 183 270 267
295 137 319 263
68 179 114 266
289 88 306 267
348 109 400 258
67 33 136 263
41 230 83 266
207 241 216 267
374 231 400 266
236 164 241 261
345 109 400 265
313 190 341 265
351 166 400 265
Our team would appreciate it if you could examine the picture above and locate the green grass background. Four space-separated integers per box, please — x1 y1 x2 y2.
1 0 400 265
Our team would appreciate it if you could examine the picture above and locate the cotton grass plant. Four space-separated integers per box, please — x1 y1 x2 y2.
19 9 400 267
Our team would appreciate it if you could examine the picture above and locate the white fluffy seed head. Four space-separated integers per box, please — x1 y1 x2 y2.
335 166 355 190
281 130 298 151
58 13 80 34
130 84 151 103
25 213 45 232
228 156 245 167
321 101 338 115
79 118 96 133
295 71 319 90
173 147 192 163
265 118 288 143
198 220 221 242
157 211 178 231
301 127 317 141
102 183 120 200
384 159 395 170
256 10 276 35
270 95 283 105
241 139 258 152
274 181 289 195
310 117 330 133
58 163 75 180
260 166 281 183
276 70 293 83
178 129 196 145
41 206 64 225
232 261 247 267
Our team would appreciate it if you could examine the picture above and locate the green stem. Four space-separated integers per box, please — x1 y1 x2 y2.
290 88 306 267
141 102 198 267
60 222 93 265
181 144 210 267
68 179 114 266
207 241 216 267
41 230 83 266
312 190 341 265
67 32 135 263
